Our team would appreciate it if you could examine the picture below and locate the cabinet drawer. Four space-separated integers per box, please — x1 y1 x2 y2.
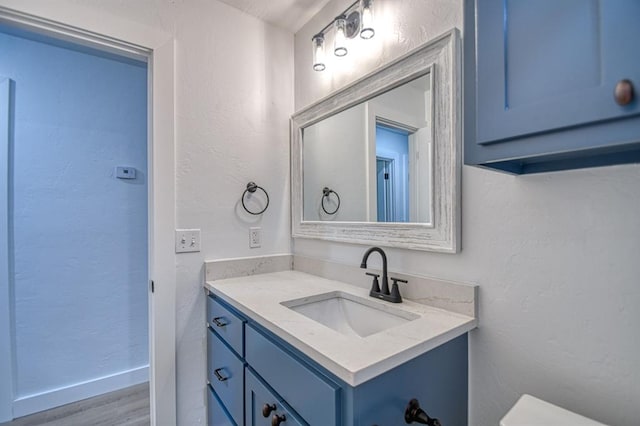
208 328 244 425
246 325 339 425
207 294 245 356
207 384 236 426
245 369 305 426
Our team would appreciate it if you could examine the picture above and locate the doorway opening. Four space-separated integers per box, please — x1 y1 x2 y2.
1 20 151 422
375 123 410 222
376 157 394 222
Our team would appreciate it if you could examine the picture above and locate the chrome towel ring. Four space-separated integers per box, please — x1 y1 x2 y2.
242 182 269 215
321 187 340 215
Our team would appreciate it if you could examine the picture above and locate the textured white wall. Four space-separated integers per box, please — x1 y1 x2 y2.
172 2 292 423
0 0 293 424
294 1 640 426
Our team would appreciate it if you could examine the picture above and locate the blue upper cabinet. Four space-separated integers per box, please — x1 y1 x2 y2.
464 0 640 173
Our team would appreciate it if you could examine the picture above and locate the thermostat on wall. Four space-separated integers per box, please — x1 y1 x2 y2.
116 166 136 179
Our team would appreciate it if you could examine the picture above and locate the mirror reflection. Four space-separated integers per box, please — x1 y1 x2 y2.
302 74 432 223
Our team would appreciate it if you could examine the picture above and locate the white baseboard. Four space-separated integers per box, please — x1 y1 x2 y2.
12 365 149 419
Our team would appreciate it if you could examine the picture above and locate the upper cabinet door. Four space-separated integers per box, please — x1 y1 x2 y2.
465 0 640 173
476 0 640 144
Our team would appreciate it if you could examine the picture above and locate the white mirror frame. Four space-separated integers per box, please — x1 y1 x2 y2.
291 29 461 253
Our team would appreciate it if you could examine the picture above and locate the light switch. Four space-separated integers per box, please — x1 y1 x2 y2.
175 229 201 253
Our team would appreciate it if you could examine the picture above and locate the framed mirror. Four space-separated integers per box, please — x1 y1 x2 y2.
291 29 461 252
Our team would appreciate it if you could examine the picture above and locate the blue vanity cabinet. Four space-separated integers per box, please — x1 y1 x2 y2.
464 0 640 173
207 291 469 426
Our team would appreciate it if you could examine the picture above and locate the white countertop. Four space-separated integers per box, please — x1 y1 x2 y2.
205 270 477 386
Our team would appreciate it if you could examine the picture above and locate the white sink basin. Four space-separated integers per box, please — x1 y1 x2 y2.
281 291 419 338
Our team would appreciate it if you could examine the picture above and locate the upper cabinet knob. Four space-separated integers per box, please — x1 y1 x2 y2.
614 79 634 106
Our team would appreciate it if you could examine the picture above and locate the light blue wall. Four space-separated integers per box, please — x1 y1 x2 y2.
0 30 148 401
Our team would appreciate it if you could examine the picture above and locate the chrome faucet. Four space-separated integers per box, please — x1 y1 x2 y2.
360 247 406 303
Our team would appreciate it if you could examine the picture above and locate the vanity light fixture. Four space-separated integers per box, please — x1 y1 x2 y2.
360 0 375 39
312 33 326 71
311 0 376 71
333 15 348 57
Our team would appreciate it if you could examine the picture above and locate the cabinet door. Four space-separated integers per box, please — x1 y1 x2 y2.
474 0 640 145
245 325 339 425
245 369 306 426
464 0 640 173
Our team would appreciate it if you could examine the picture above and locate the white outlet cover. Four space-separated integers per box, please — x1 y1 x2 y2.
249 227 261 248
175 229 201 253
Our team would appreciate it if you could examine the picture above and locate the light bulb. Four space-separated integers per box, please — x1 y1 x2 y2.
312 34 326 71
360 0 375 39
334 16 348 57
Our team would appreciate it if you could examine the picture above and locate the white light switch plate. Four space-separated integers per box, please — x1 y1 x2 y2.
175 229 201 253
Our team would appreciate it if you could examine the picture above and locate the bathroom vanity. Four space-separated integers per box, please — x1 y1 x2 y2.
204 270 476 425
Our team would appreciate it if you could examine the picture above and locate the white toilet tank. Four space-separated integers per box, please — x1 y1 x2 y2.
501 394 607 426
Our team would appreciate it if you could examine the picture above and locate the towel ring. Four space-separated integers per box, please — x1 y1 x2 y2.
321 187 340 215
242 182 269 215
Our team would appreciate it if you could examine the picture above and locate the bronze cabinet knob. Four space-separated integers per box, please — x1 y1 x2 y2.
271 413 286 425
262 403 276 418
614 79 634 106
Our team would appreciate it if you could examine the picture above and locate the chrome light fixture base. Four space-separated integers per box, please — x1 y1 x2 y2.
344 10 360 39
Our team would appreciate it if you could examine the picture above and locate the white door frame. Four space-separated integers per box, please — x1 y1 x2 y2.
0 5 176 425
0 76 12 423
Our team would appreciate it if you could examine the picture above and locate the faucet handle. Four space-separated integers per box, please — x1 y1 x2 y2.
365 272 381 294
389 277 407 303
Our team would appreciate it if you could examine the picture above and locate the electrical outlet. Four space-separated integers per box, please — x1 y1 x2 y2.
249 227 261 248
175 229 201 253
